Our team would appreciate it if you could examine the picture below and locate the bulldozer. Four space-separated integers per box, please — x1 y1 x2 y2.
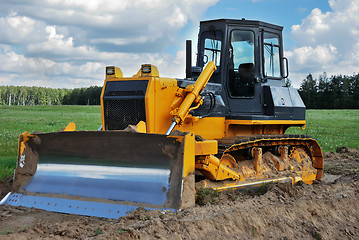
1 19 323 218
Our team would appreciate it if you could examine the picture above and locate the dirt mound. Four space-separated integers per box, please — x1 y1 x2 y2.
324 148 359 175
336 146 359 154
0 150 358 239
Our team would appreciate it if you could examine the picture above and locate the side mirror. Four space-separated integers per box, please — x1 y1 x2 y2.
283 57 289 78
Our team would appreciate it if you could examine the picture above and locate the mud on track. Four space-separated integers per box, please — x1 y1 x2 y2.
1 149 359 240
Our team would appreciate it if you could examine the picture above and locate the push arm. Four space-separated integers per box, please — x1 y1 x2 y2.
166 61 217 135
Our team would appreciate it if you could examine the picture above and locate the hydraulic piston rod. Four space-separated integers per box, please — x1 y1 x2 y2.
166 61 216 135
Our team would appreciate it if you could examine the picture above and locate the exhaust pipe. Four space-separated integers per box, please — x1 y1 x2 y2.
186 40 192 79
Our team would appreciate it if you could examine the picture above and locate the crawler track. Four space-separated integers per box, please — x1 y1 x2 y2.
217 134 324 179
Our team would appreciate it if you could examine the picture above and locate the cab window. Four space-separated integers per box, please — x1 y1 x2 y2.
200 31 222 69
204 38 221 67
263 32 281 78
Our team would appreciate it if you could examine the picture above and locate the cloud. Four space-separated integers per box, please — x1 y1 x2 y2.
0 0 219 88
2 0 218 53
0 12 46 45
285 44 337 72
0 40 189 88
26 26 96 60
287 0 359 86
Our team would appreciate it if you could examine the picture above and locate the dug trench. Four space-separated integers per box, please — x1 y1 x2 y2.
0 148 358 239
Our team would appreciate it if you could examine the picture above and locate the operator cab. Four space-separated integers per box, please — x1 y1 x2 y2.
187 19 304 121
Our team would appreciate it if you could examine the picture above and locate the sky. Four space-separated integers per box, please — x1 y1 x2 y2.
0 0 358 88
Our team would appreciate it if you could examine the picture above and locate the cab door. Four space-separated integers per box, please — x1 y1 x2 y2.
225 29 262 115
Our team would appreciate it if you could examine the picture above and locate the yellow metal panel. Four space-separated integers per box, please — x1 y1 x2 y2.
145 77 155 133
178 118 305 140
151 77 178 134
225 119 306 136
195 140 218 155
136 121 147 133
182 133 195 177
63 122 76 131
177 117 226 139
225 119 306 126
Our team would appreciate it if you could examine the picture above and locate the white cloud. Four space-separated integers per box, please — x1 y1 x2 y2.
287 0 359 86
0 42 188 88
27 26 95 60
0 12 45 44
285 44 337 69
0 0 219 88
6 0 218 50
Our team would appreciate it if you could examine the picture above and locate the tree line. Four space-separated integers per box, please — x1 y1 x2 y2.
1 73 358 108
298 73 359 109
0 86 102 105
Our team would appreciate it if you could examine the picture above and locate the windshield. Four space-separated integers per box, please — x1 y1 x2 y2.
231 30 255 68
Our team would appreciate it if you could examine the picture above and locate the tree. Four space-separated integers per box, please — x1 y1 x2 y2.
317 73 330 108
299 74 317 108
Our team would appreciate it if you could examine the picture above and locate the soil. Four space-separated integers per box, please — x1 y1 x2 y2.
1 149 359 240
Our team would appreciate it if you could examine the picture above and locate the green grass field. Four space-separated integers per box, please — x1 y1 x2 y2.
0 105 101 180
286 110 359 152
0 106 358 180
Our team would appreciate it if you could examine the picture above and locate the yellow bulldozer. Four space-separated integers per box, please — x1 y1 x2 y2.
1 19 323 218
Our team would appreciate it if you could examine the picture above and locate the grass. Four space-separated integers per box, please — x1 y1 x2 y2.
95 227 104 235
0 106 358 180
256 182 270 195
196 188 219 206
0 105 101 180
286 110 359 152
118 229 129 234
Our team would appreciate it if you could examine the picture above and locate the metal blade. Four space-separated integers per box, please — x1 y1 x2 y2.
2 131 186 218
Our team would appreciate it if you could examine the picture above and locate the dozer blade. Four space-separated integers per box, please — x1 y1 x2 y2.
1 131 196 218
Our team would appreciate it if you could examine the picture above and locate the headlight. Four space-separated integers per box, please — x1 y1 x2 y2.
106 66 115 75
141 64 151 74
